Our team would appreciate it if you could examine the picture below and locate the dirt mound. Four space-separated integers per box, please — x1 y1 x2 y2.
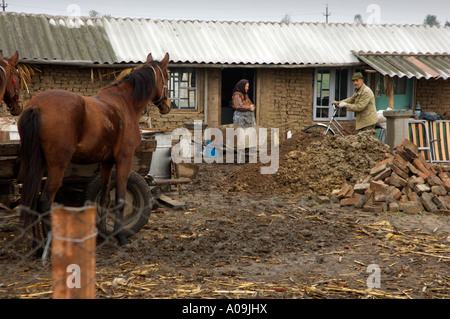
226 131 391 197
224 131 322 193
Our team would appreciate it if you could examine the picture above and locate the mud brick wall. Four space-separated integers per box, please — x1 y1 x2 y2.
1 64 362 135
1 64 108 115
257 68 315 138
1 64 205 128
147 68 210 129
147 108 204 129
256 68 357 138
20 65 113 102
416 78 450 116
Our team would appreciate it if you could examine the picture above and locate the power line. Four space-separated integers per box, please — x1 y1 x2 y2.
323 4 331 23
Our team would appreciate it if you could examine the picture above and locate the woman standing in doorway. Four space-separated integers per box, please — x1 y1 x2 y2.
232 79 256 128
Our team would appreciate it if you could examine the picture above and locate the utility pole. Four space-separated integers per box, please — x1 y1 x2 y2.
323 4 331 23
1 0 7 12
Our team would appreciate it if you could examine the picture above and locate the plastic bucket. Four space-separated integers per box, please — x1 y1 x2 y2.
206 140 216 158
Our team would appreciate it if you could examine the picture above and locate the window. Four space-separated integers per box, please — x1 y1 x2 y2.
169 68 197 110
315 70 330 119
376 76 407 95
334 69 349 118
313 69 361 121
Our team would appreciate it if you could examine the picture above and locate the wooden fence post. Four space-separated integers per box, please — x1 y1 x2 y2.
384 75 395 109
51 205 97 299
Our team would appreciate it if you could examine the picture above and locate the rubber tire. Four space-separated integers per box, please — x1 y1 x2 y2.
303 124 335 136
84 170 154 238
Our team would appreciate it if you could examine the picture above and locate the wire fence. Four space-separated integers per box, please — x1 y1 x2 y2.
1 205 97 298
0 196 307 299
1 185 450 299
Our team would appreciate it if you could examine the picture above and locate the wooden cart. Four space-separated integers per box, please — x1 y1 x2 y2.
0 129 161 237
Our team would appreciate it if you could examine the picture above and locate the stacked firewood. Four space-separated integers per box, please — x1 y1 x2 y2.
334 139 450 214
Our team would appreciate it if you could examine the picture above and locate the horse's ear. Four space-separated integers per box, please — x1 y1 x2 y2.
160 52 169 68
146 53 153 63
8 51 19 67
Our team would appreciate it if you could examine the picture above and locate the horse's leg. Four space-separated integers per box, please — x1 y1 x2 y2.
97 163 114 243
113 160 133 246
31 216 44 256
39 166 68 229
29 170 45 255
30 165 67 257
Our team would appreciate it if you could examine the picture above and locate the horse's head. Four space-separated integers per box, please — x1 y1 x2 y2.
146 52 171 115
0 51 23 116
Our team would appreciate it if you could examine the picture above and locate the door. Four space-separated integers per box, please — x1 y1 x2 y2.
375 75 413 111
221 68 256 125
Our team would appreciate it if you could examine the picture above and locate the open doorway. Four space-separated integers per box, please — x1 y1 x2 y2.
221 68 256 125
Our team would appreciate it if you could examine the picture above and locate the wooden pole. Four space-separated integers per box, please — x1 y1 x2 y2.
51 205 97 299
384 75 395 109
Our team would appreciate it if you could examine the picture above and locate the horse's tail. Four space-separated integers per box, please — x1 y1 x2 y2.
18 107 44 228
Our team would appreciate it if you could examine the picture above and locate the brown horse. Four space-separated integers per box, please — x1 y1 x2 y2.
0 50 23 116
18 53 171 250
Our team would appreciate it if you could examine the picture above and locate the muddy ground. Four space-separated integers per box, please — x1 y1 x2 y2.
0 132 449 299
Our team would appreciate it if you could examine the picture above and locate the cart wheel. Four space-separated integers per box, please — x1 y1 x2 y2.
84 171 154 238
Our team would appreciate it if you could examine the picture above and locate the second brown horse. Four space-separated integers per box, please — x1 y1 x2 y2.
18 53 171 250
0 50 23 116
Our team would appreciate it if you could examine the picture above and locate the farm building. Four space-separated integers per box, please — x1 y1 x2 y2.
2 12 450 301
0 12 449 139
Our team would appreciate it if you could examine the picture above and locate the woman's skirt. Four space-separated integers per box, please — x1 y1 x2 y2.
233 110 256 128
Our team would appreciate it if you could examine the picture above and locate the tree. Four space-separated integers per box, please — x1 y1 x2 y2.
89 9 111 18
423 14 440 26
89 10 100 17
281 14 292 24
353 14 363 24
445 20 450 27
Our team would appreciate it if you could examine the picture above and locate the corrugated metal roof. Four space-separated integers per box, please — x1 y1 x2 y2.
103 19 450 66
0 12 117 64
355 52 450 79
1 12 450 67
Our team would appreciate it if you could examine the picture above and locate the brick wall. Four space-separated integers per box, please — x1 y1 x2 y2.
147 68 209 129
0 65 99 115
0 64 119 115
2 64 358 137
416 78 450 116
257 68 315 137
145 67 319 136
0 64 206 128
23 64 111 99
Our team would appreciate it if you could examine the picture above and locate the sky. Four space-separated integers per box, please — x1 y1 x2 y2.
3 0 450 25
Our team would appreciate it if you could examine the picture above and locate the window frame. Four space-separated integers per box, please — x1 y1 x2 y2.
313 68 364 121
168 67 198 111
376 74 407 95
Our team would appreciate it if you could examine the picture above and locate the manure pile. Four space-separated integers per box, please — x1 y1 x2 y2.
226 131 390 197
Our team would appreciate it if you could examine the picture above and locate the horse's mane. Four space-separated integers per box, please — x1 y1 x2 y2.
102 62 158 105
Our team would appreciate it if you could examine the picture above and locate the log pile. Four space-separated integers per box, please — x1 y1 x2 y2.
334 138 450 214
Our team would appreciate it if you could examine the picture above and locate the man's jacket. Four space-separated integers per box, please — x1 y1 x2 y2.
341 84 378 130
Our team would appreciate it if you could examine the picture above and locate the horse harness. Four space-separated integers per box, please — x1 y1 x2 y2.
149 64 169 108
0 65 8 95
0 59 20 107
